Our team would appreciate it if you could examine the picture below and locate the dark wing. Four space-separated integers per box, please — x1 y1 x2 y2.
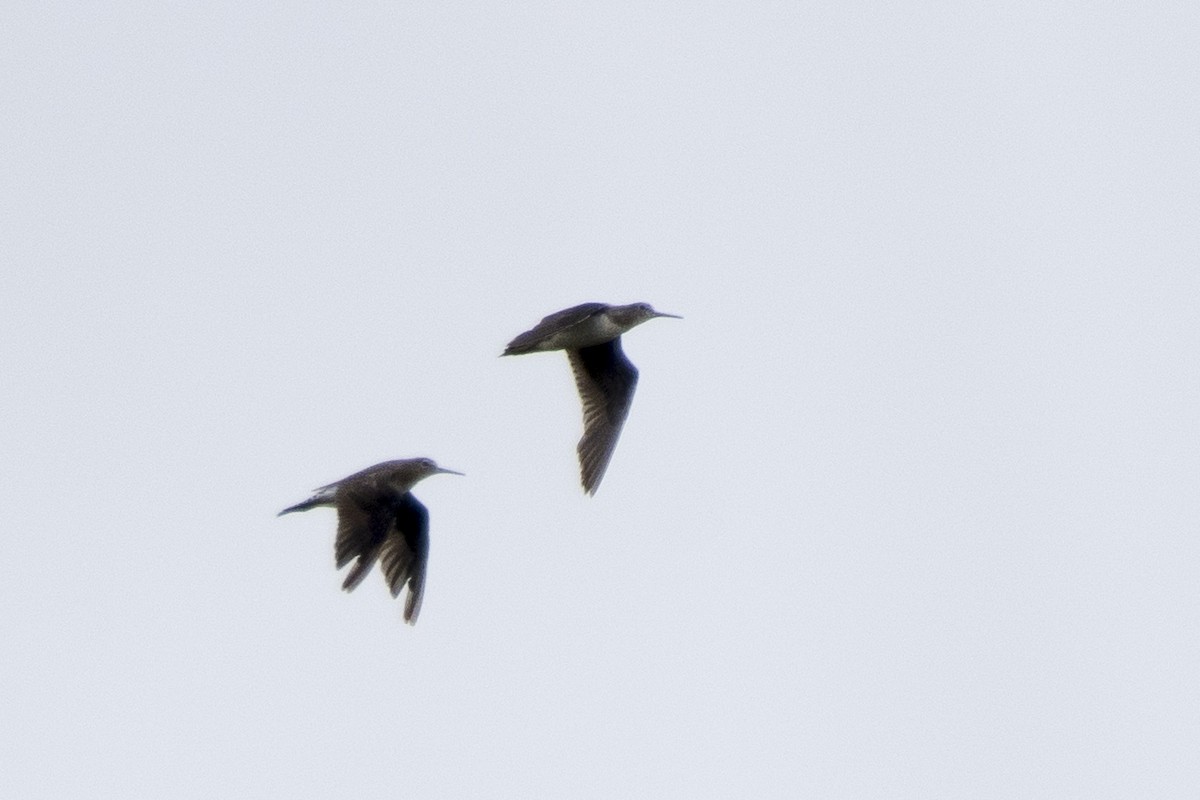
335 491 396 592
379 493 431 625
503 302 607 354
567 338 639 495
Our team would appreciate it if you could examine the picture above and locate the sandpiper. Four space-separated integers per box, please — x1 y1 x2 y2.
503 302 680 495
278 458 463 624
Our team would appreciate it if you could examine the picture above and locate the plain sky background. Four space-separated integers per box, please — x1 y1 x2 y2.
3 2 1198 797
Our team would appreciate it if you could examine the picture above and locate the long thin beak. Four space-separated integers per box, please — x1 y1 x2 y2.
654 311 683 319
437 467 465 476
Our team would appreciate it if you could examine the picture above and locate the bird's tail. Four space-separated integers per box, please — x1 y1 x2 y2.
501 336 545 356
277 486 337 516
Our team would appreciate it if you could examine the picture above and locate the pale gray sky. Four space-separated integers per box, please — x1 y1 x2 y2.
3 2 1198 797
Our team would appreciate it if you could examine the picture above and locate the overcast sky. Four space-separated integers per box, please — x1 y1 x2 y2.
3 2 1198 798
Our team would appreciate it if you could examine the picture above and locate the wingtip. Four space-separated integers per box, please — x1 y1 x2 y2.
403 604 421 626
579 457 606 496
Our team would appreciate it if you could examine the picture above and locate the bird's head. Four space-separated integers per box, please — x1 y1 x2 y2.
614 302 683 329
391 457 464 490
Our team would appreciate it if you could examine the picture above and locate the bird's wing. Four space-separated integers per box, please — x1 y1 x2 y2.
503 302 607 354
568 338 639 495
379 493 431 625
335 491 394 591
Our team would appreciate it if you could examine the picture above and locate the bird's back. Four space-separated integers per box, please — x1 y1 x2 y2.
503 302 613 354
324 460 406 490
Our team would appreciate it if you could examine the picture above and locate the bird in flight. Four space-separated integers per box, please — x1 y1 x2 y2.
503 302 680 495
278 458 463 624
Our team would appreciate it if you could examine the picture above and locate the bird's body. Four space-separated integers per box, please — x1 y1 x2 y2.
278 458 462 625
502 302 629 354
503 302 679 495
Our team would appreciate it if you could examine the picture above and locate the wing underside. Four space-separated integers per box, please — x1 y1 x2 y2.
568 338 639 494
